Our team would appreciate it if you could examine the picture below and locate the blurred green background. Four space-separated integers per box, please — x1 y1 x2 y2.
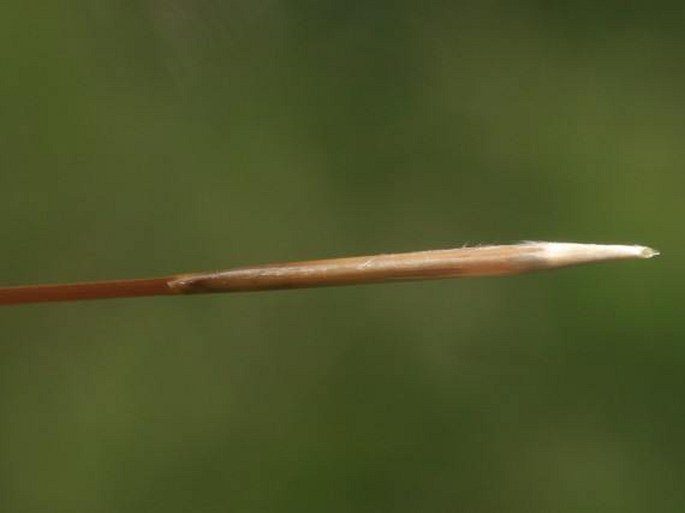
1 1 682 511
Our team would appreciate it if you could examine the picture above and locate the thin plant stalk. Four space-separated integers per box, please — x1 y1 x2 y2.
0 241 658 306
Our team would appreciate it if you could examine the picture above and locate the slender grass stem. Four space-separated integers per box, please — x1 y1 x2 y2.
0 241 658 306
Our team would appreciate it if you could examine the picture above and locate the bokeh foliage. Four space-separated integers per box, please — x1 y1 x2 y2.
1 1 682 511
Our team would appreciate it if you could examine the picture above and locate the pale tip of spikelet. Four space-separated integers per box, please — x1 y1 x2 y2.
638 246 660 258
521 241 659 268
